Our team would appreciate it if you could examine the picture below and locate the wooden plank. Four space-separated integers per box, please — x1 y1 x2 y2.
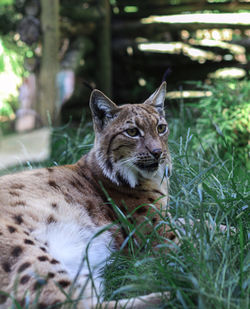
97 0 112 96
113 17 250 38
113 2 250 19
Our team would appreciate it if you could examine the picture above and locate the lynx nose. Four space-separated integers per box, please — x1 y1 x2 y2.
151 148 162 160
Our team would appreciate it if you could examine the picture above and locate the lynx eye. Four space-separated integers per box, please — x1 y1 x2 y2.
125 128 140 137
157 124 167 134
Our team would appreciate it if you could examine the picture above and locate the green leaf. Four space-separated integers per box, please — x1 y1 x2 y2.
0 54 5 72
0 0 14 6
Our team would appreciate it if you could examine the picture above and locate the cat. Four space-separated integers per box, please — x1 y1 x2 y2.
0 82 174 308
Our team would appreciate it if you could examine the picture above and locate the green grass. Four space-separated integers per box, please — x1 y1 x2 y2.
102 121 249 309
0 109 249 308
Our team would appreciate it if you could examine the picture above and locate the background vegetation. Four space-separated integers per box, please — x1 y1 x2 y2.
189 80 249 168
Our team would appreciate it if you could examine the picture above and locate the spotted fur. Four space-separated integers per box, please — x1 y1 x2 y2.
0 82 174 308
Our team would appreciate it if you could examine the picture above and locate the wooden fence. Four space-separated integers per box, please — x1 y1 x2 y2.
15 0 250 123
110 0 250 104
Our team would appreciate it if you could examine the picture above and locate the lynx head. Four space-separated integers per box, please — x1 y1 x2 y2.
90 82 171 188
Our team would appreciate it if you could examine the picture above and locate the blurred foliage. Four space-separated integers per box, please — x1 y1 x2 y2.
0 95 18 117
0 0 33 131
0 0 22 36
190 80 250 166
0 0 33 124
0 36 29 121
0 37 27 76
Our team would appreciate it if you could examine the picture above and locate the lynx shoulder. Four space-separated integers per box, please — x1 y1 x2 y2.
0 82 174 308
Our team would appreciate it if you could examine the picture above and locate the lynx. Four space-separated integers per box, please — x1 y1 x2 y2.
0 82 175 308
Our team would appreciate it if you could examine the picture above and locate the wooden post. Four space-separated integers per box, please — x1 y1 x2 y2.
38 0 59 126
97 0 112 97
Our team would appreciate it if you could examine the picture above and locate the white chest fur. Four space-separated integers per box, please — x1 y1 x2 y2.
32 222 114 279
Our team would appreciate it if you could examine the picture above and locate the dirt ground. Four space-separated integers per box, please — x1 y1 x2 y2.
0 128 51 171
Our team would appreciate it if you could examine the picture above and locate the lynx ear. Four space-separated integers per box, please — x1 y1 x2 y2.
144 82 166 116
90 89 119 129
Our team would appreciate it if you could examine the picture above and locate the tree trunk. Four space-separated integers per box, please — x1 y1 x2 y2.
97 0 112 97
38 0 59 126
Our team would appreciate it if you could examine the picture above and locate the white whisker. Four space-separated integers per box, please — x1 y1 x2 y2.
120 157 136 167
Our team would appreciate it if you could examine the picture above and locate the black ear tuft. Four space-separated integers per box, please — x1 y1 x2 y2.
144 82 167 116
89 90 118 129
